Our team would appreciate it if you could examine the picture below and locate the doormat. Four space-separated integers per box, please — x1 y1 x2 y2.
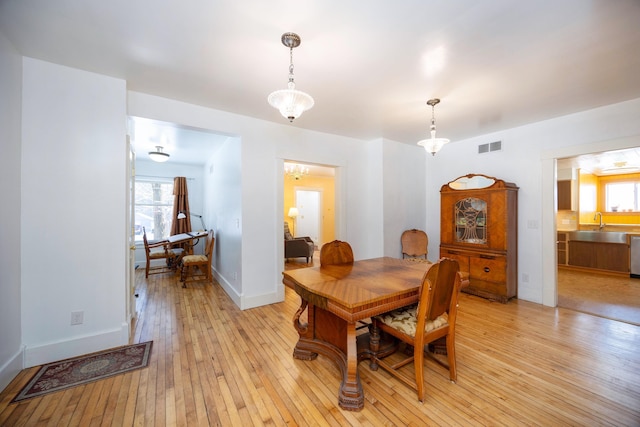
11 341 152 403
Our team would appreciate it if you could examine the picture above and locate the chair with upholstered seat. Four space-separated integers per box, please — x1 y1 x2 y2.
319 240 354 266
369 257 467 402
401 229 429 260
142 227 177 278
284 221 315 263
179 230 215 288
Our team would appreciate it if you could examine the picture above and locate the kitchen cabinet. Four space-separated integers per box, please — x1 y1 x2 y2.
557 232 568 265
568 241 628 273
440 174 518 303
557 180 575 211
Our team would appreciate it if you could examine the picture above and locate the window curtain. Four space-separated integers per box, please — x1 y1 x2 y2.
170 177 191 235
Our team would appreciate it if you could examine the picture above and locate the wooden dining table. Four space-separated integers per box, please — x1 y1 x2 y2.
282 256 433 411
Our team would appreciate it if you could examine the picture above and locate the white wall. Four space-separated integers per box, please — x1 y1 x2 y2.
21 58 128 366
206 137 242 305
382 138 427 259
0 32 23 390
424 98 640 304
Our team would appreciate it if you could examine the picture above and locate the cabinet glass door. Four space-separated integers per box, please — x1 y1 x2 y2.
455 197 487 244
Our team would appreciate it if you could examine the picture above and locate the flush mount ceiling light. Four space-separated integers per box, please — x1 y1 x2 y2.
268 32 314 122
148 146 170 162
417 98 450 156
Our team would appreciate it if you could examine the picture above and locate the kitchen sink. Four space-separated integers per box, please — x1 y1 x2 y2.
567 231 627 244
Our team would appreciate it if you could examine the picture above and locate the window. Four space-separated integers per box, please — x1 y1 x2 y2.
604 180 639 212
135 180 174 242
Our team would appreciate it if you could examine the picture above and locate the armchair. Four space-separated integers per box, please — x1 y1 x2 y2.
284 221 314 263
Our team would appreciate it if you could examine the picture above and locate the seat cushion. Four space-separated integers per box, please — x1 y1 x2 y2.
375 305 448 337
182 254 208 265
149 249 172 259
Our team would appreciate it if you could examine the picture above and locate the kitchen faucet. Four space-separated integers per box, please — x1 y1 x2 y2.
594 212 605 230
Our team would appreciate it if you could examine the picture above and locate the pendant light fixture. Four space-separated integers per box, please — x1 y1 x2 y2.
268 32 314 122
417 98 450 156
148 146 170 162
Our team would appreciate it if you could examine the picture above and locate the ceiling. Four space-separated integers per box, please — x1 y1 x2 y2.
2 0 640 164
557 147 640 176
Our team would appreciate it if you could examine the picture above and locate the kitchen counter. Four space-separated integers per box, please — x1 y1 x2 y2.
558 230 631 274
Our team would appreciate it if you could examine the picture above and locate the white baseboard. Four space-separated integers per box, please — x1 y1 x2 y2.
0 345 25 392
240 285 285 309
212 269 284 310
24 324 129 368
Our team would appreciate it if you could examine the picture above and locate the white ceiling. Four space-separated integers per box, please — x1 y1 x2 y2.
130 116 229 165
2 0 640 165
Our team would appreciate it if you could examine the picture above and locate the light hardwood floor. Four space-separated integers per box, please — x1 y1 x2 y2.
1 263 639 426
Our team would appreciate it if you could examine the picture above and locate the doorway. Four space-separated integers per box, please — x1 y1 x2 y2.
283 161 337 253
295 189 322 247
543 136 640 309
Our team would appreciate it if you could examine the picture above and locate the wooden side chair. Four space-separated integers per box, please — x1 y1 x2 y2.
319 239 372 330
142 227 177 278
179 230 215 288
369 258 467 402
319 240 354 266
401 229 429 260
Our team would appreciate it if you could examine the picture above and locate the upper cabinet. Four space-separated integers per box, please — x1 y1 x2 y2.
557 168 577 211
440 174 519 303
557 180 575 210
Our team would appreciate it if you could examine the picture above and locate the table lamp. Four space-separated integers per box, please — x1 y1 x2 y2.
177 211 207 231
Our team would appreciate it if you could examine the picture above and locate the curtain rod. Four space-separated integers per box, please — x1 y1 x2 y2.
135 175 195 181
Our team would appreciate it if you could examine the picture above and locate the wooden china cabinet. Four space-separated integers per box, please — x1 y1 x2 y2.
439 174 518 303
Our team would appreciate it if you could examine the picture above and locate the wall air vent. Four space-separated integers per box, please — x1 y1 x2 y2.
478 141 502 154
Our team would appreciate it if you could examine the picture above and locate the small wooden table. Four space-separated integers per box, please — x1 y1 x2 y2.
282 257 432 411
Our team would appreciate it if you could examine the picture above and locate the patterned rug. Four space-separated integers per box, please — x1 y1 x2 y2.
12 341 152 403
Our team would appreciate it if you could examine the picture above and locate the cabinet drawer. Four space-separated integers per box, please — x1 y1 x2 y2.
440 250 470 273
469 279 508 297
470 256 506 283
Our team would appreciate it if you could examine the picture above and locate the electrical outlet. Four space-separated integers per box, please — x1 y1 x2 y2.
71 311 84 325
522 273 529 283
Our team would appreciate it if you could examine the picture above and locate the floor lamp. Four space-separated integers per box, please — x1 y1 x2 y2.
288 207 299 236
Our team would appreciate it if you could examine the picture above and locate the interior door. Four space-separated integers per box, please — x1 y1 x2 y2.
126 135 137 334
296 189 321 247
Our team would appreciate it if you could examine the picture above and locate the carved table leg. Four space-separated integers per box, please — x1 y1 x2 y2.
292 298 318 360
338 321 364 411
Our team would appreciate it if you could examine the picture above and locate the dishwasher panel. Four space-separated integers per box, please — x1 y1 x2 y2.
631 236 640 278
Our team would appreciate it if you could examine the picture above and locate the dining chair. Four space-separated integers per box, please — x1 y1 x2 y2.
401 229 429 260
319 240 354 266
179 230 215 288
142 227 177 278
369 257 467 402
319 240 372 330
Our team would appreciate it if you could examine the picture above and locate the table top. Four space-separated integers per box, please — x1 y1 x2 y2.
168 230 208 244
282 257 432 322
